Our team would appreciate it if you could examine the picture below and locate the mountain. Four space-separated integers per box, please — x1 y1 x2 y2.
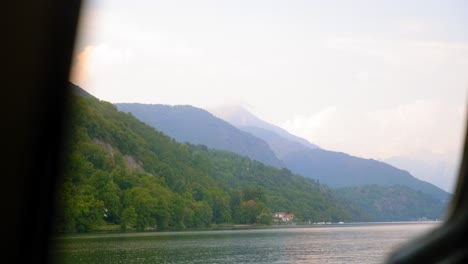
385 156 458 193
209 105 320 149
59 85 357 233
211 106 451 202
282 148 450 201
115 103 284 168
333 185 447 221
237 125 311 160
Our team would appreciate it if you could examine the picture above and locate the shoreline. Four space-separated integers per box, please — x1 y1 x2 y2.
54 220 442 239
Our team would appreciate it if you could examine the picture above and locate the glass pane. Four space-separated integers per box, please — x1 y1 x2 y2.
55 1 467 263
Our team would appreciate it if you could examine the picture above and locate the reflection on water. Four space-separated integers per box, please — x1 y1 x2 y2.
54 222 439 264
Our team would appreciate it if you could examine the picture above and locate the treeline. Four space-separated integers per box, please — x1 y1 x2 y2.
55 88 352 233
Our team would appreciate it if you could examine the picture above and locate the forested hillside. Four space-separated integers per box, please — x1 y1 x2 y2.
333 185 447 221
55 87 351 233
281 149 450 201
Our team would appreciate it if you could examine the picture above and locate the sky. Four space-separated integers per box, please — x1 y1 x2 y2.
71 0 468 192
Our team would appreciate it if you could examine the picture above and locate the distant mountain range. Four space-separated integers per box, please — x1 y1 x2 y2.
115 103 284 168
116 103 450 202
385 156 457 193
211 106 451 202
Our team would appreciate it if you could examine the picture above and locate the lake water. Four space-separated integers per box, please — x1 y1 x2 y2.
53 222 439 264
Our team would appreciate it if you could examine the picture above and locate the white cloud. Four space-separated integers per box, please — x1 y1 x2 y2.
396 19 435 33
283 100 466 160
325 36 468 71
284 106 338 132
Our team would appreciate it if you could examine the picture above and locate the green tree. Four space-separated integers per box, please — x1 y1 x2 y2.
121 206 137 231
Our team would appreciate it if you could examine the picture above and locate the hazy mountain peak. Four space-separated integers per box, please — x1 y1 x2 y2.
209 105 265 127
209 105 320 149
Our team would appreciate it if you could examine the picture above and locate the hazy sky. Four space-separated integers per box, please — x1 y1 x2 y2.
71 0 467 191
